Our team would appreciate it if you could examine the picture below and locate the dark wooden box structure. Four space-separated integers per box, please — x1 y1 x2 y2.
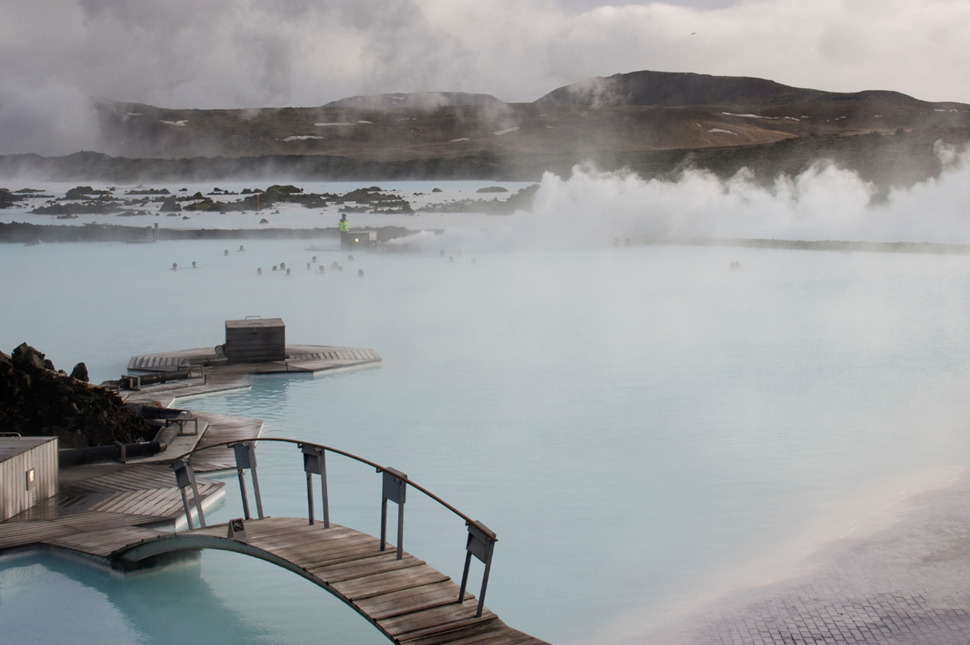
225 317 285 363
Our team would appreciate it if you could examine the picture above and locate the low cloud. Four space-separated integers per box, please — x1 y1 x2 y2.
1 0 969 154
0 81 99 156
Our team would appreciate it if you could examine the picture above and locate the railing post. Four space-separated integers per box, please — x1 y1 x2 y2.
458 520 497 617
379 468 407 560
231 442 261 520
171 458 206 529
251 456 264 520
301 444 330 528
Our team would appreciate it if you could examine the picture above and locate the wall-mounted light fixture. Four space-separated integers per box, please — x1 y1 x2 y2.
25 469 36 491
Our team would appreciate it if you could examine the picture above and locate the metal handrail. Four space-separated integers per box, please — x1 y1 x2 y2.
177 437 484 529
172 435 497 616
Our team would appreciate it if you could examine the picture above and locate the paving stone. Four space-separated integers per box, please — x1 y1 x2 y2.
644 479 970 644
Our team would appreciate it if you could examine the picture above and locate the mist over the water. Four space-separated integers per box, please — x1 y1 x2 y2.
400 144 970 254
5 170 970 643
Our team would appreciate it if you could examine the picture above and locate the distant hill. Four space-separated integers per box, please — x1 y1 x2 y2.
535 70 929 108
42 69 970 186
325 92 504 109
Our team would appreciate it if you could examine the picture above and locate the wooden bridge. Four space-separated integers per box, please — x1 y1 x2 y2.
0 433 548 645
114 518 534 645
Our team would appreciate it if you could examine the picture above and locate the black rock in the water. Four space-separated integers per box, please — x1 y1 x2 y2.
159 196 182 212
70 362 89 382
0 188 25 209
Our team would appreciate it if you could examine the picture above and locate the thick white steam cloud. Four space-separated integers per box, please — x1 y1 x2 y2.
401 144 970 251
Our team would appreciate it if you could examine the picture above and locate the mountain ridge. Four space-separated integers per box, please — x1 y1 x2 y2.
12 69 969 187
535 70 933 108
324 92 503 109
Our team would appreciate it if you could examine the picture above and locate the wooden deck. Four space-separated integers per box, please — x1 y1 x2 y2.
0 463 222 556
128 344 381 374
113 517 547 645
122 343 381 407
188 411 264 472
0 409 258 554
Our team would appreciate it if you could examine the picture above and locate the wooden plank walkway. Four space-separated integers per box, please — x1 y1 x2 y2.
0 408 257 551
189 411 264 472
128 344 381 374
0 463 223 554
122 344 381 408
113 517 548 645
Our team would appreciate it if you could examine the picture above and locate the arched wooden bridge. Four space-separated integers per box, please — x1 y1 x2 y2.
111 438 549 645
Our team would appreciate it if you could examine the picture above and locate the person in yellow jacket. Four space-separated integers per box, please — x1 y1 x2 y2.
339 214 350 247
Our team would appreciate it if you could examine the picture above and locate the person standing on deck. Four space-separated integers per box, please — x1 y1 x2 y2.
339 214 350 247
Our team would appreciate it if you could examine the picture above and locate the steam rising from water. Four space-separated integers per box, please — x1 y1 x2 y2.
402 144 970 252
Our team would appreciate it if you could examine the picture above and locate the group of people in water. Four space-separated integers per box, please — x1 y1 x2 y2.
255 255 364 276
171 244 365 276
169 216 485 275
172 245 247 270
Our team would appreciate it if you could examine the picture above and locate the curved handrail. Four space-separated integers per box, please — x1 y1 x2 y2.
170 435 499 617
177 437 490 536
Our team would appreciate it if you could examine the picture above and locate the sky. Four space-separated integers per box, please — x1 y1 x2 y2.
1 0 969 155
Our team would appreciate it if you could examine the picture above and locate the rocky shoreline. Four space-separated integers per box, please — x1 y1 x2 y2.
0 344 153 448
0 221 416 244
2 127 968 193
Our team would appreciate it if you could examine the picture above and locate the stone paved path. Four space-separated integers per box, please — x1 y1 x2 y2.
650 478 970 644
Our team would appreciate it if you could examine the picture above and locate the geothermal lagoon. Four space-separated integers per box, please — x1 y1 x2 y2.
3 169 970 644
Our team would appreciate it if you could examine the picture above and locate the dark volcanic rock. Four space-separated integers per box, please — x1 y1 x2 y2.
419 184 538 215
12 343 52 371
70 362 89 382
65 186 111 200
0 188 25 209
159 196 181 212
183 197 218 211
0 344 153 448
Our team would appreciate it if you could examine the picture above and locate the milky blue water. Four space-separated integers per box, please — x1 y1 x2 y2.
4 210 970 644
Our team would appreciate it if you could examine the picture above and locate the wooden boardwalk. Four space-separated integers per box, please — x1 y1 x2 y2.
0 463 221 556
128 344 381 375
188 412 265 472
122 343 382 407
0 410 256 554
113 517 547 645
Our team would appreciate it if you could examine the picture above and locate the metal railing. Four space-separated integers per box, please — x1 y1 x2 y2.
170 437 497 617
